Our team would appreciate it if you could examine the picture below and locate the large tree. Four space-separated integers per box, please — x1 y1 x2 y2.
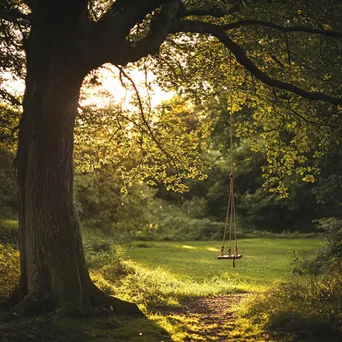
0 0 341 315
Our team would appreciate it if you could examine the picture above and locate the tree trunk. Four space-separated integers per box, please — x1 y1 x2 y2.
13 8 140 316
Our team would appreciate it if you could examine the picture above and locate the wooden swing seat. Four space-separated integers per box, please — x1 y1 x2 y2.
217 254 242 260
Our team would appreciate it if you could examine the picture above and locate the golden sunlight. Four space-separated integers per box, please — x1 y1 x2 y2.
80 65 173 110
182 245 197 249
3 66 173 110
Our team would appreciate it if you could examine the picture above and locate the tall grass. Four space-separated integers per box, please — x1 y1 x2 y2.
236 264 342 341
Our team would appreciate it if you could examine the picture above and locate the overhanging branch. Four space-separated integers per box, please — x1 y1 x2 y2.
120 1 180 64
117 66 173 161
0 1 30 22
0 88 22 107
182 0 244 18
87 0 179 69
86 0 174 69
172 20 342 106
222 19 342 38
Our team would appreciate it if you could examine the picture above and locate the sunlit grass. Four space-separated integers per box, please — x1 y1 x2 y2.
112 264 250 308
235 265 342 341
88 237 325 341
124 238 323 292
0 234 329 341
99 237 324 341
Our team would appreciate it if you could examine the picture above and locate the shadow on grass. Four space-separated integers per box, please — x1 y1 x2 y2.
0 309 172 342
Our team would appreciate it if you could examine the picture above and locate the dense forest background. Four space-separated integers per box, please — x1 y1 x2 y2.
2 93 342 242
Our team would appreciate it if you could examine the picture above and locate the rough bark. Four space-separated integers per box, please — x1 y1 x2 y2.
13 2 140 316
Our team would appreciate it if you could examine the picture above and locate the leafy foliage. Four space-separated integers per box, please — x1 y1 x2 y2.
74 170 154 237
239 267 342 340
0 103 19 148
76 87 211 192
0 243 19 305
296 218 342 274
0 148 17 219
152 0 342 196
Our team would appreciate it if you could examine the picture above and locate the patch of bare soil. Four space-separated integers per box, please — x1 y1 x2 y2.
183 294 247 341
158 294 253 341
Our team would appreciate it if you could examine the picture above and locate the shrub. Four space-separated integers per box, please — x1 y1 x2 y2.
0 243 19 304
312 218 342 272
0 149 18 219
83 232 129 288
0 219 18 244
135 200 233 241
239 265 342 340
75 172 154 238
294 218 342 275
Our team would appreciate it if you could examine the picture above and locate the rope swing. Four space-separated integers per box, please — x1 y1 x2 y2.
217 54 242 267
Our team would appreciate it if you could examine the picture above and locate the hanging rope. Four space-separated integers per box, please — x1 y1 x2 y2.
219 52 241 267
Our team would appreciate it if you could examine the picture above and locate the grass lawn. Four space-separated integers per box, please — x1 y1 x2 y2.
114 237 328 342
0 236 328 342
125 237 324 292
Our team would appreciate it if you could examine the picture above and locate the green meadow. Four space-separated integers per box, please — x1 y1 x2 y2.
2 235 340 342
125 238 323 292
111 236 337 342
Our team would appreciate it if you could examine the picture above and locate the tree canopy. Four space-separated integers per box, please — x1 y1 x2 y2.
1 0 341 191
0 0 342 316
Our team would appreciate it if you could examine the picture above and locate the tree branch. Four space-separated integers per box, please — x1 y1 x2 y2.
0 88 22 107
0 1 30 22
172 20 342 106
95 0 173 39
222 19 342 38
116 65 173 161
182 0 244 18
120 1 180 64
87 0 178 69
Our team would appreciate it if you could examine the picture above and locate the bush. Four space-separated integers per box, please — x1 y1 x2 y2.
239 265 342 340
312 218 342 272
75 172 154 238
0 219 18 244
83 231 129 289
293 218 342 275
0 149 18 217
134 200 233 241
0 243 19 304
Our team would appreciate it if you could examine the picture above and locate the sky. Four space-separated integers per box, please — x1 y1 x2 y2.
2 65 174 110
94 67 174 109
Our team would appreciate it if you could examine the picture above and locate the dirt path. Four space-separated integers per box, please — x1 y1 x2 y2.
182 294 247 341
159 294 257 342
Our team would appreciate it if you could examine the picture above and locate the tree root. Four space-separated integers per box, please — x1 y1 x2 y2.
4 280 143 319
6 279 54 316
89 282 144 317
11 290 53 317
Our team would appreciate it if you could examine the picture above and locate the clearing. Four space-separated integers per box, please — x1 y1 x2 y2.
0 237 323 341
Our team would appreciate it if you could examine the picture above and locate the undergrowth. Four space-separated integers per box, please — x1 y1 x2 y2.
93 262 249 312
0 243 19 305
1 232 339 341
0 219 18 244
86 238 250 311
237 264 342 341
